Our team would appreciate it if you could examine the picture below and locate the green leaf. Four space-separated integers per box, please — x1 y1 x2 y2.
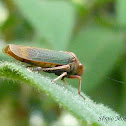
13 0 75 50
0 62 125 126
69 25 123 92
116 0 126 26
118 66 126 115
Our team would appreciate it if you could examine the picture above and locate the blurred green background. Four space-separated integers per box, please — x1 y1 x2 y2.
0 0 126 125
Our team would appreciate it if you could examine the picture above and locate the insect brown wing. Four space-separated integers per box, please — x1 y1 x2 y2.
3 44 75 67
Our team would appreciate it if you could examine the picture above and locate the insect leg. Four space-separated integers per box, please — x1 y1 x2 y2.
68 75 81 95
31 67 43 71
31 65 70 72
53 72 67 82
61 78 67 85
42 65 70 72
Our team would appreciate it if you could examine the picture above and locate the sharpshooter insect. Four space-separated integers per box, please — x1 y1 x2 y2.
3 44 85 95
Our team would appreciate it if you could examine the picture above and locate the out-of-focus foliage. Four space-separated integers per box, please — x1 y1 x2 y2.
0 0 126 125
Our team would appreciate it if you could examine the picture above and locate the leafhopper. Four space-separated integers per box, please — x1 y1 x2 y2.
3 44 85 95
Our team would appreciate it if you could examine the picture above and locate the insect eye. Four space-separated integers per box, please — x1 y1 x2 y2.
77 63 85 76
